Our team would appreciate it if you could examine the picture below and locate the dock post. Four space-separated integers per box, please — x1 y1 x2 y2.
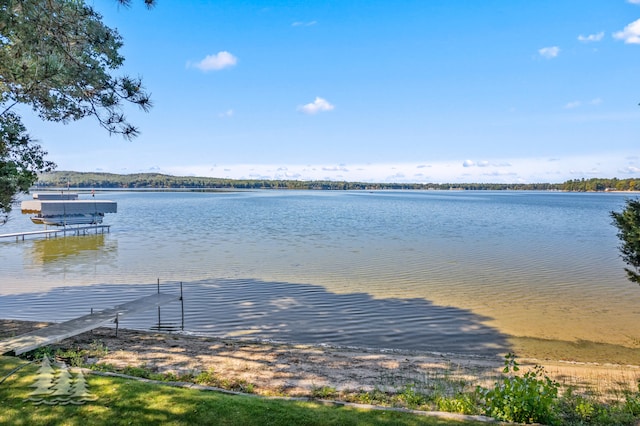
115 313 119 337
180 281 184 331
157 278 161 330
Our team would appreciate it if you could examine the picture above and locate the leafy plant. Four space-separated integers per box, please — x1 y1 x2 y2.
436 393 480 415
88 340 109 357
194 369 219 385
575 398 596 420
122 365 152 379
477 353 559 424
396 384 426 408
310 385 338 399
345 388 389 406
55 347 85 367
624 384 640 416
25 345 55 361
89 363 118 373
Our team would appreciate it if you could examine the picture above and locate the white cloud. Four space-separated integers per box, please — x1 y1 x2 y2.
144 152 640 184
628 0 640 4
298 97 335 114
481 170 518 177
569 168 601 176
577 32 604 42
620 166 640 174
564 101 581 109
564 98 602 109
613 19 640 44
463 160 508 168
292 21 317 27
322 165 348 172
218 109 234 118
188 51 238 71
538 46 560 59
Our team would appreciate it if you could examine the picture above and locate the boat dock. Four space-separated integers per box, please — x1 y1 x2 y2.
0 292 182 356
0 225 111 241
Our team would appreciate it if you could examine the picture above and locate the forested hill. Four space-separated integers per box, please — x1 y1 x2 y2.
34 171 639 192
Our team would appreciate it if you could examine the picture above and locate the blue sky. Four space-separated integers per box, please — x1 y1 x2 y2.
22 0 640 183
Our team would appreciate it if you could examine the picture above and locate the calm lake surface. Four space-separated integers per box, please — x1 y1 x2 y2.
1 190 639 356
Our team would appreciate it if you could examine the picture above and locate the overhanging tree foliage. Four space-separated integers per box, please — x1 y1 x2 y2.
0 111 54 222
0 0 153 220
611 198 640 284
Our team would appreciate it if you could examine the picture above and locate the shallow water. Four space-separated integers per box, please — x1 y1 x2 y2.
1 190 639 355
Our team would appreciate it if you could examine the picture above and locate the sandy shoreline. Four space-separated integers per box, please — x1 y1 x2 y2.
2 319 640 401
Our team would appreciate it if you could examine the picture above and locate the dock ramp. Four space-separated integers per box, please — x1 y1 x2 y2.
0 293 180 356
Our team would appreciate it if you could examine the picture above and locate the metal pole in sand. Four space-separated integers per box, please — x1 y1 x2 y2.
180 282 184 331
157 278 161 330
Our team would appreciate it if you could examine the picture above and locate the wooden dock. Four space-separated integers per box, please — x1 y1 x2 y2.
0 293 180 356
0 225 110 241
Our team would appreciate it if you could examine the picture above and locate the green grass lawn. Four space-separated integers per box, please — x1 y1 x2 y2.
0 356 485 426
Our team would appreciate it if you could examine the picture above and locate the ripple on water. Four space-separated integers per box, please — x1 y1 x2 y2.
1 190 639 351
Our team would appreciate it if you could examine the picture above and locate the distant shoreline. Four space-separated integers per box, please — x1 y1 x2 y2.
32 171 640 193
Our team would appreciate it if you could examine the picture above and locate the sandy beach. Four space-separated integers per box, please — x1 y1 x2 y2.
2 319 640 401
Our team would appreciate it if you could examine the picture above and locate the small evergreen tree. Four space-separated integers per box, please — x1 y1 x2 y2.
611 198 640 284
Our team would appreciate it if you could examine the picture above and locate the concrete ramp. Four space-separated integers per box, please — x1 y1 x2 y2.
0 293 180 355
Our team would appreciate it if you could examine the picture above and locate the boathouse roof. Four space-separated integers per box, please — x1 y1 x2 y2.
21 200 117 215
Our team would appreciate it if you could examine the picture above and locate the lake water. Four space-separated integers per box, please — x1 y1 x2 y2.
1 190 639 356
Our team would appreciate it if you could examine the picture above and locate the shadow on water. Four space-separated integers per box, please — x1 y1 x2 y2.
0 278 510 357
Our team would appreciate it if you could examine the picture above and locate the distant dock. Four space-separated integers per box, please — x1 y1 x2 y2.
0 224 111 241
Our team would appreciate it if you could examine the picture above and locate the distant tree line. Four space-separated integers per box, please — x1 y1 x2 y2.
32 171 640 192
561 178 639 192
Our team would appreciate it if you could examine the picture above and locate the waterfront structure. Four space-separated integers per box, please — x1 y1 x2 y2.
21 193 117 226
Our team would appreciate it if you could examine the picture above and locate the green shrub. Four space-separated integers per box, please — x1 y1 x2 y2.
477 353 559 424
